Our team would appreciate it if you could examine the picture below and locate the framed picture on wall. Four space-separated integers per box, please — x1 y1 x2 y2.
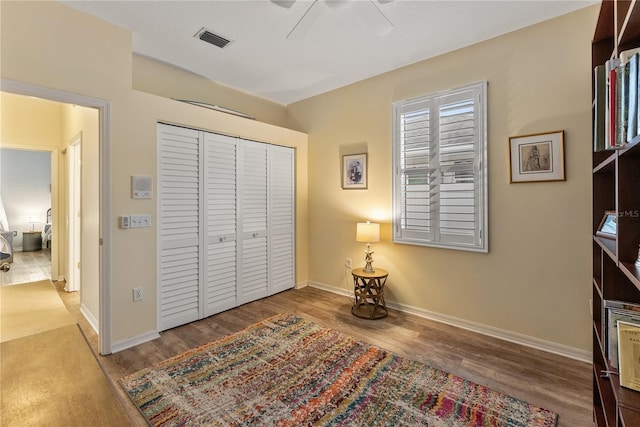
342 153 367 189
509 130 565 183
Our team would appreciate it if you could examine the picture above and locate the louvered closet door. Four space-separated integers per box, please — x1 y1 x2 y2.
269 145 295 294
203 133 238 317
237 140 269 304
158 124 201 331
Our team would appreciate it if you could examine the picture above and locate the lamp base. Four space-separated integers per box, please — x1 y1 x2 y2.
362 245 375 273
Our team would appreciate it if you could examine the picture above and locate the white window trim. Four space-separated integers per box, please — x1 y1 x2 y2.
392 81 488 253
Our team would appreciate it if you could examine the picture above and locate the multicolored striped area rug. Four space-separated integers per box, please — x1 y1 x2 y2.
120 314 558 427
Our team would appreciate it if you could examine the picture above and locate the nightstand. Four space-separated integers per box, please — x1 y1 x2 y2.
22 231 42 252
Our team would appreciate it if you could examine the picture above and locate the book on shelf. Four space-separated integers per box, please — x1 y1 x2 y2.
618 319 640 392
620 48 640 143
636 53 640 139
600 51 640 150
617 62 629 146
606 58 622 149
629 53 638 141
620 47 640 65
594 65 606 152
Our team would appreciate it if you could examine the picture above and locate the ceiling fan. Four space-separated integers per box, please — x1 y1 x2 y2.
272 0 394 41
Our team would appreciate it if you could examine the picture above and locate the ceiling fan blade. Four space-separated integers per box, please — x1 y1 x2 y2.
353 0 394 36
271 0 296 9
287 0 323 41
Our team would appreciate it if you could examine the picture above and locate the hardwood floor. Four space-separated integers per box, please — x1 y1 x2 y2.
58 285 593 427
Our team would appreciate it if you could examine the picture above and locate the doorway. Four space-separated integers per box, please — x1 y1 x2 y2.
0 148 53 286
67 136 81 293
1 80 112 354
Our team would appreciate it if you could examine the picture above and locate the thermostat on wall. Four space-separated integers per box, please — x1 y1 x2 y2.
132 175 152 199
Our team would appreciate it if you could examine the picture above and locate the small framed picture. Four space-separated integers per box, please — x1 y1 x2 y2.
342 153 367 189
597 211 617 239
509 130 565 183
617 320 640 391
604 301 640 370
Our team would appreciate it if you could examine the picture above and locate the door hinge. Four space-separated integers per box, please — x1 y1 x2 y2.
77 262 81 269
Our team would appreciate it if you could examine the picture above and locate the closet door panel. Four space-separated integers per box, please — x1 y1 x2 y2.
269 146 295 294
203 133 238 316
158 124 201 331
158 124 296 328
238 140 268 304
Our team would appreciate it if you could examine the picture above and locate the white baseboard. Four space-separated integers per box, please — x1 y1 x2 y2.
111 330 161 354
80 303 99 335
295 280 309 289
307 281 591 363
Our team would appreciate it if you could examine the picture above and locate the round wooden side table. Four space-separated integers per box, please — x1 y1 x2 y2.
351 267 388 319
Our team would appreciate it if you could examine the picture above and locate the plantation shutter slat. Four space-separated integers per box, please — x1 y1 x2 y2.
393 82 487 252
158 124 201 330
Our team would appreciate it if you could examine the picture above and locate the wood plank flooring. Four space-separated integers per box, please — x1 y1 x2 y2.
58 285 593 427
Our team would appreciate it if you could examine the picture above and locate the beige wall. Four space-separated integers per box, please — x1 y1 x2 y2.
1 0 596 355
60 104 100 322
133 55 297 130
1 1 308 345
288 6 598 354
0 93 63 149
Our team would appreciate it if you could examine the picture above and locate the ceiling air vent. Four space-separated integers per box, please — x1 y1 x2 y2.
195 27 232 49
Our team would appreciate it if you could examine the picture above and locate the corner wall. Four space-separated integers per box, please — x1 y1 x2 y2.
288 6 599 355
1 1 308 347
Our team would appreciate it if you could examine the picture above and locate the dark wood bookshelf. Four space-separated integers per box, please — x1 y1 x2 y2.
592 1 640 425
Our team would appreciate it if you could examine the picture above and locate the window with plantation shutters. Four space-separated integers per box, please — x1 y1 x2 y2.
392 81 488 252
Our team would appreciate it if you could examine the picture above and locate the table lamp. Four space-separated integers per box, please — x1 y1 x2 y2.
28 216 38 232
356 221 380 273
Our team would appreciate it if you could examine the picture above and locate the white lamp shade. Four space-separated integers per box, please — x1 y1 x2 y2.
356 222 380 243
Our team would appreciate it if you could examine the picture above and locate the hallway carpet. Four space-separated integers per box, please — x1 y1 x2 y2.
0 280 75 342
1 324 131 426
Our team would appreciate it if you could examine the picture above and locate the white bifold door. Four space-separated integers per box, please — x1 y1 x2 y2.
158 123 295 331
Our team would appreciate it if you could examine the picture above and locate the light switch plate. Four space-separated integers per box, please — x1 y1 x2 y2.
130 214 151 228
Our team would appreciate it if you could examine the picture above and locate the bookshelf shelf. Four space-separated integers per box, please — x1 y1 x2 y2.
592 1 640 424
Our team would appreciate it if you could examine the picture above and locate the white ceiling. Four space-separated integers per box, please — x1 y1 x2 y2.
59 0 597 106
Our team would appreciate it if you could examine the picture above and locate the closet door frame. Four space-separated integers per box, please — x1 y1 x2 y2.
157 123 296 332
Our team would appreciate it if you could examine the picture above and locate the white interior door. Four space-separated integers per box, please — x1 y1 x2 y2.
66 138 81 292
157 124 201 331
269 145 295 294
203 132 238 317
237 140 268 305
157 124 295 331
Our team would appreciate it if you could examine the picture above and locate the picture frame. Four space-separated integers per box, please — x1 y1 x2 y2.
508 130 565 183
596 211 617 239
603 300 640 371
617 320 640 391
342 153 367 189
